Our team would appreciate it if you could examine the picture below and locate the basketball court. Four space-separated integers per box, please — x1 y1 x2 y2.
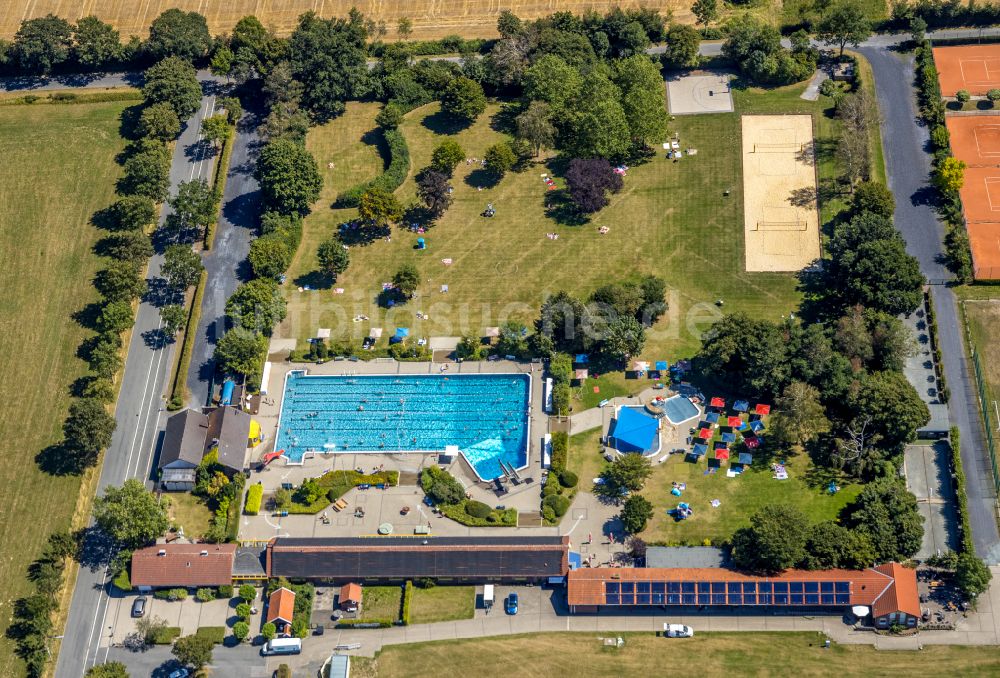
740 115 820 272
933 45 1000 96
666 72 734 115
946 115 1000 279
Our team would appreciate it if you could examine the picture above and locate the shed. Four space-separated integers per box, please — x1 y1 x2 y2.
158 409 210 491
266 586 296 630
340 582 362 611
608 407 659 454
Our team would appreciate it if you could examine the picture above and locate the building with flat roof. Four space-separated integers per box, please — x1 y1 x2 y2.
644 546 727 569
131 543 236 590
567 563 920 628
266 536 569 584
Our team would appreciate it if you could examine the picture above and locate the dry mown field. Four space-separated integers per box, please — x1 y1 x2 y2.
0 0 694 40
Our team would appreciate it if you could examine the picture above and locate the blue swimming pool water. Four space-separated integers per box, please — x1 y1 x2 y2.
663 395 699 425
274 372 530 480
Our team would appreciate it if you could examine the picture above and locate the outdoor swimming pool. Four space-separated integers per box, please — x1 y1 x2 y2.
274 372 531 480
662 395 700 425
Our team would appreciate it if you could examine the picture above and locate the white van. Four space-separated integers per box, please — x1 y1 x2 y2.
483 584 495 611
261 637 302 656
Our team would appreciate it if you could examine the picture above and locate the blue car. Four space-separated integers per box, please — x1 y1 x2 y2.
505 592 519 615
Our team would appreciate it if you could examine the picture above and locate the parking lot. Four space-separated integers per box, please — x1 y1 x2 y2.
904 442 960 559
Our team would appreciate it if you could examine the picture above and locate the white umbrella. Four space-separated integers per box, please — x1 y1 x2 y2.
851 606 870 617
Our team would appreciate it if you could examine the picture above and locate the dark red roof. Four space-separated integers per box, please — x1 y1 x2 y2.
131 544 236 588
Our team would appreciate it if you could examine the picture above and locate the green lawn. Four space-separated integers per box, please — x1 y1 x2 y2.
960 294 1000 409
0 101 130 663
282 84 837 363
407 586 475 624
362 585 403 621
569 426 860 545
350 631 1000 678
165 492 214 540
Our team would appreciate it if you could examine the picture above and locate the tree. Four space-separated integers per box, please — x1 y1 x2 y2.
441 77 487 122
770 382 830 447
95 262 146 302
484 142 517 177
613 55 668 146
620 494 654 533
256 138 323 215
120 145 171 201
105 196 157 231
93 479 169 548
146 9 212 62
226 278 287 333
934 156 967 193
97 300 135 334
214 327 267 377
63 398 116 468
142 56 202 120
232 621 249 642
563 72 631 160
601 316 645 362
849 371 930 452
218 96 243 125
86 662 129 678
663 24 701 69
846 479 924 561
167 178 216 237
956 553 993 598
523 55 583 115
161 244 204 292
238 583 257 602
420 466 465 505
851 181 895 219
138 102 181 141
416 169 453 218
13 14 73 73
201 114 231 148
989 89 1000 105
249 236 292 278
73 16 122 69
496 321 529 357
261 622 277 641
456 334 485 360
802 521 875 570
209 44 233 77
397 17 413 40
730 505 809 573
515 101 556 157
317 236 350 280
103 231 153 264
692 0 720 25
160 304 187 337
430 139 465 175
497 10 523 38
599 453 653 496
287 13 368 121
172 633 214 669
393 263 421 298
88 333 123 379
955 89 971 104
564 158 624 213
358 186 403 226
816 1 872 57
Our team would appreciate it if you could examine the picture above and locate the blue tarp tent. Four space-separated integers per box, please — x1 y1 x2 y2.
390 327 410 344
749 420 765 432
692 443 708 456
705 412 720 423
575 354 590 364
608 407 658 453
738 452 753 465
220 379 234 406
721 432 737 443
655 360 668 371
733 399 750 412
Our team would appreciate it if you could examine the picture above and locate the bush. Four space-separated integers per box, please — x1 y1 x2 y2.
439 500 517 526
414 578 436 589
235 602 251 620
150 626 181 644
543 493 570 518
232 621 249 642
113 568 131 592
956 89 971 104
559 469 579 488
336 618 394 628
261 622 277 641
542 505 556 523
194 626 226 644
465 500 492 519
153 588 188 601
244 483 263 515
291 617 309 638
276 665 292 678
336 127 410 207
550 431 568 470
239 584 256 602
401 580 413 625
543 472 561 498
195 587 216 602
421 466 466 505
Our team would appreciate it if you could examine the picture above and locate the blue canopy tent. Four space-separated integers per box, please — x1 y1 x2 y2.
733 399 750 412
721 431 737 443
575 354 590 364
749 420 766 433
608 407 659 454
738 452 753 465
655 360 668 371
705 412 720 424
390 327 410 344
691 443 708 457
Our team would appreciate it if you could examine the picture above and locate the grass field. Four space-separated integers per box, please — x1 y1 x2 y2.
362 586 404 621
568 426 861 544
282 81 846 363
349 631 1000 678
165 492 214 540
407 586 476 624
961 295 1000 407
0 100 129 664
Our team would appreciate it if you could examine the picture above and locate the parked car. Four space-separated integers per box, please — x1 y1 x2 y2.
131 597 146 618
663 624 694 638
168 669 189 678
505 592 519 615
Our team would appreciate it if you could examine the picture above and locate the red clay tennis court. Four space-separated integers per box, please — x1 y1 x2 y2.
934 45 1000 96
947 116 1000 279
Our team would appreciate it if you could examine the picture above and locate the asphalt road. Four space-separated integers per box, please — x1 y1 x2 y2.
184 105 261 407
54 80 220 678
859 45 1000 560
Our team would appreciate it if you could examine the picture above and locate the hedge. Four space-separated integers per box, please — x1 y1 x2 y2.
244 483 263 515
335 126 410 207
288 469 399 513
195 626 226 645
924 290 949 403
204 124 235 249
218 584 234 598
401 581 413 626
153 587 189 601
150 626 181 644
550 431 568 471
0 89 143 106
168 269 207 410
336 618 394 628
439 500 517 527
951 426 975 555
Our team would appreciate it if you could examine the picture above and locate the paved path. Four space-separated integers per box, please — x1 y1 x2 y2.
859 45 1000 560
184 104 261 407
54 79 221 678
